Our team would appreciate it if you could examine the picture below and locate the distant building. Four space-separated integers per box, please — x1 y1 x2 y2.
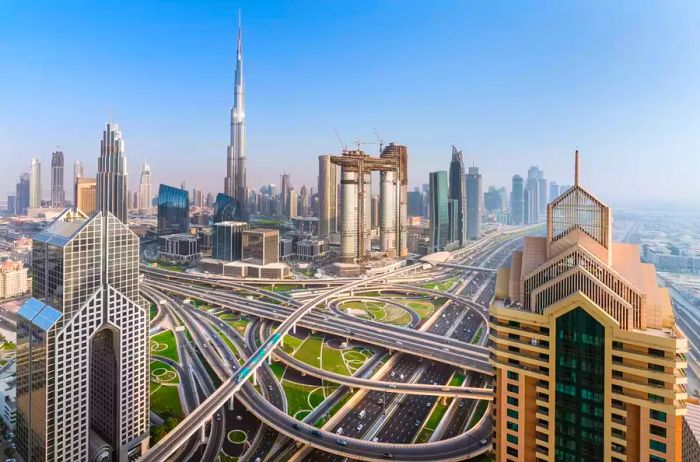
50 151 65 207
447 199 460 245
29 158 41 209
295 239 327 261
428 171 449 252
449 146 467 246
466 166 482 239
212 221 249 261
96 122 128 223
288 188 298 218
407 189 422 217
549 181 560 202
644 245 700 273
371 194 379 229
138 162 152 214
0 260 29 299
16 173 30 216
526 165 541 221
157 184 189 235
73 160 84 202
524 184 538 224
213 193 242 223
158 233 201 262
7 194 16 215
242 228 279 265
76 178 97 216
484 186 504 212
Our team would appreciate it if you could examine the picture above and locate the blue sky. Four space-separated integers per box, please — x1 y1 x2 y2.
1 0 699 206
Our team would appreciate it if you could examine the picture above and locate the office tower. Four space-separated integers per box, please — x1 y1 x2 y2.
224 17 247 218
214 193 242 223
212 221 249 261
205 192 214 208
484 186 505 212
549 181 559 202
50 150 65 207
447 199 460 245
429 171 449 252
538 177 548 216
17 207 149 462
73 161 84 203
526 165 541 221
137 162 152 214
408 188 422 217
490 152 687 462
466 166 482 239
7 195 16 215
76 178 98 215
524 184 538 224
378 143 408 258
242 229 279 265
29 158 41 209
157 184 189 235
288 188 298 217
449 146 467 246
97 122 128 223
510 175 525 225
318 155 339 238
16 173 30 215
280 173 291 217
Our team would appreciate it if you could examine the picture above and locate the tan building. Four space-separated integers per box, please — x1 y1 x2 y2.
242 228 279 265
0 260 29 299
490 152 687 462
76 177 97 215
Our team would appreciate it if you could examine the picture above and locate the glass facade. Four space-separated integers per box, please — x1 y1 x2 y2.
157 184 190 235
429 171 449 252
555 308 605 462
213 193 242 223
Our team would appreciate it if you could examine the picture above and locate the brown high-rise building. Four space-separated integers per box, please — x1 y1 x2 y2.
76 177 97 216
242 228 279 265
490 151 687 462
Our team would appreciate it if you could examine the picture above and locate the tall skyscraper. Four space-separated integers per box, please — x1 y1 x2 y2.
538 176 548 216
280 172 291 217
73 160 84 203
96 122 128 223
318 155 339 239
526 165 542 221
490 152 687 462
448 146 467 246
429 171 449 252
484 186 505 212
510 175 524 225
407 189 422 217
549 181 560 202
50 150 65 207
29 158 41 209
224 16 247 218
466 166 482 239
138 162 152 214
288 188 298 218
16 173 30 215
157 184 189 235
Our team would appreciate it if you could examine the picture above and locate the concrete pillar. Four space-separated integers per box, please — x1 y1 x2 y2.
253 370 257 386
200 425 206 443
229 396 235 411
292 324 297 335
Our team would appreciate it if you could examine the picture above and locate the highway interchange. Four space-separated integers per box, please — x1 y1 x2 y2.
140 227 535 461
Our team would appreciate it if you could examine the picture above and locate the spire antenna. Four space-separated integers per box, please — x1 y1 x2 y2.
574 149 580 186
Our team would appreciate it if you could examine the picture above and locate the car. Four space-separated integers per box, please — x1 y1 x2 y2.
293 423 302 430
372 437 379 442
377 398 384 405
216 413 221 421
336 439 348 446
359 409 366 418
382 453 394 459
356 424 364 431
390 371 395 377
399 374 405 380
459 401 464 407
480 439 488 445
254 458 261 462
442 347 450 352
426 402 432 407
311 429 322 437
414 419 421 426
389 384 397 389
336 427 344 435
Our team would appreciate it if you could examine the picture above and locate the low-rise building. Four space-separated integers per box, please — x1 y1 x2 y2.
212 221 248 261
295 239 327 261
0 260 29 299
158 233 201 262
0 362 16 431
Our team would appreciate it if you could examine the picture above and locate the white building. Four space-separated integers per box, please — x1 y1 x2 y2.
0 260 29 300
29 158 42 209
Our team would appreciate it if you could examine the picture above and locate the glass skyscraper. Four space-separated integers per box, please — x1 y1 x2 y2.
429 171 449 252
448 146 467 246
213 192 242 224
157 184 190 235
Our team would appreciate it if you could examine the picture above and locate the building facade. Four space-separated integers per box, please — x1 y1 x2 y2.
429 171 449 252
76 177 97 216
212 221 249 261
50 151 65 207
466 166 482 239
318 154 339 239
242 228 279 265
0 260 29 299
157 184 189 235
17 209 149 462
490 152 687 462
16 173 30 215
137 162 152 214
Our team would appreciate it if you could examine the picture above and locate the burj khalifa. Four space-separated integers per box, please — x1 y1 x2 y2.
224 15 247 218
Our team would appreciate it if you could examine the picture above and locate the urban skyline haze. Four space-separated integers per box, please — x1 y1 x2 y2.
1 0 699 206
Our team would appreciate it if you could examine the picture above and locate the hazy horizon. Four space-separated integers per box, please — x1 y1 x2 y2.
2 1 699 207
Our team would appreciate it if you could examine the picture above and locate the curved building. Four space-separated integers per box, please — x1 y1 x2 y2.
213 193 242 224
157 184 189 235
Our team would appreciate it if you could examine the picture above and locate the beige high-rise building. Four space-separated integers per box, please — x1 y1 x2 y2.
490 151 687 462
76 177 97 216
0 260 29 299
318 155 339 239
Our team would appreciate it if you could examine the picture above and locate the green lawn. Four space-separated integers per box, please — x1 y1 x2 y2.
293 335 323 368
282 381 318 418
314 390 354 428
471 326 484 344
321 343 350 376
149 303 158 321
151 360 180 385
415 428 433 443
425 401 449 431
151 330 178 362
269 362 286 381
150 384 183 419
406 301 435 319
449 373 466 387
228 319 250 336
282 334 304 351
212 326 242 364
468 401 489 429
1 342 16 351
156 261 186 272
421 278 457 292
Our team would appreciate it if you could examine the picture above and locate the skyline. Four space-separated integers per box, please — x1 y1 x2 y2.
2 1 700 206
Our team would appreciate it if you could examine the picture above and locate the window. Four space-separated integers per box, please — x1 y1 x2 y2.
649 394 664 403
507 384 519 393
648 348 665 357
507 421 519 431
507 434 519 445
506 447 518 457
507 397 519 406
650 425 666 438
507 409 519 419
507 371 519 380
649 363 664 372
650 409 667 423
650 456 666 462
650 440 666 453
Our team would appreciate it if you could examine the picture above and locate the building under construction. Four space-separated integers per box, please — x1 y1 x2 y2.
331 143 408 263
